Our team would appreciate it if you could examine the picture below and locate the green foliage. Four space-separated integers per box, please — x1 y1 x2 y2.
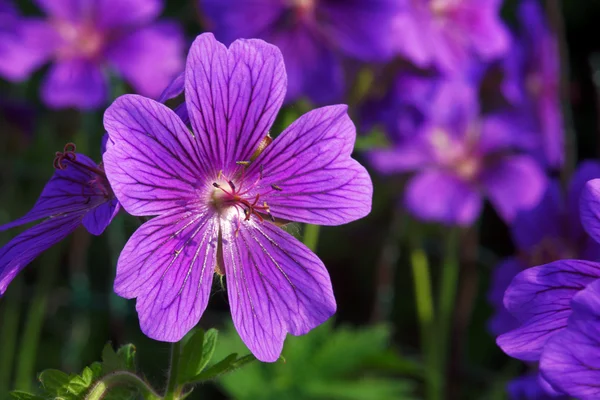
10 343 139 400
213 322 419 400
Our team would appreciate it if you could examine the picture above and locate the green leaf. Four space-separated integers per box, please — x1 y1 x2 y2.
191 351 259 382
101 343 126 374
307 379 417 400
9 391 45 400
178 328 219 384
38 369 71 394
116 344 137 371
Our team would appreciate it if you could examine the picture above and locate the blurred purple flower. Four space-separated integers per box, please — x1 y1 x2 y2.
0 0 184 109
503 0 563 168
0 141 119 295
394 0 510 74
102 33 372 362
488 162 600 336
368 80 546 226
201 0 401 104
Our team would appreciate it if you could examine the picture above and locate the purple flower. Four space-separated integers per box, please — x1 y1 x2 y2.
0 0 184 109
368 80 546 226
507 373 567 400
201 0 401 104
0 141 119 295
503 0 562 169
394 0 510 75
488 162 600 336
102 33 373 362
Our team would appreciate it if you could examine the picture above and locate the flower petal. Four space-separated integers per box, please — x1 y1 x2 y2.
221 219 336 362
250 105 372 225
82 199 120 236
41 58 107 109
107 22 184 99
0 153 107 231
540 279 600 400
94 0 162 29
404 171 482 226
114 211 218 341
0 213 82 295
497 260 600 361
579 179 600 245
185 33 286 176
480 155 547 223
33 0 84 21
103 94 206 216
488 258 524 336
366 145 432 176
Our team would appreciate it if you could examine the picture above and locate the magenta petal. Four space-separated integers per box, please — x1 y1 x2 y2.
249 105 372 225
41 58 107 109
94 0 162 29
185 33 286 175
0 153 107 231
107 22 184 99
103 94 206 216
366 144 431 176
0 213 83 295
480 155 547 223
221 219 336 362
404 171 482 226
497 260 600 361
540 279 600 399
579 179 600 245
114 211 218 342
33 0 83 21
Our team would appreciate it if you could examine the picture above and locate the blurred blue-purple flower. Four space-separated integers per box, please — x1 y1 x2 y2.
201 0 401 104
0 0 184 109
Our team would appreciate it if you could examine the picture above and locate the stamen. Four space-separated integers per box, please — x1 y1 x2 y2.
249 134 273 161
213 182 221 188
271 184 283 191
236 160 251 166
228 180 236 191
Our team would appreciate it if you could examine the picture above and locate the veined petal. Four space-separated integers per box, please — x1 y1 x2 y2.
250 105 372 225
185 33 286 176
579 179 600 245
82 198 120 236
0 213 83 295
540 279 600 399
497 260 600 361
107 22 184 99
103 94 206 216
114 210 218 341
0 153 107 231
222 219 336 362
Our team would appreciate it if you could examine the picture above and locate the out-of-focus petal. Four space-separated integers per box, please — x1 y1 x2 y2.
185 33 286 175
488 258 524 336
0 153 107 231
41 58 107 109
114 211 218 341
480 155 547 223
33 0 84 21
249 105 372 225
221 218 336 362
540 279 600 399
103 94 206 216
107 22 184 99
579 179 600 245
82 199 120 235
404 170 482 226
94 0 162 29
366 145 431 175
157 71 184 103
0 213 83 295
478 113 539 155
497 260 600 361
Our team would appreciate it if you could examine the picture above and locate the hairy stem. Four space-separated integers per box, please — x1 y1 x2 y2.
85 371 161 400
163 341 183 400
303 224 321 252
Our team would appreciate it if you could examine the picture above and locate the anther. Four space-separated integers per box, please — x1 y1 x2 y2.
271 184 282 191
228 180 236 191
212 182 221 188
236 160 251 166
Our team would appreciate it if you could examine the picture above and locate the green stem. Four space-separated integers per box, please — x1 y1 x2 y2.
15 247 62 391
303 224 321 252
163 341 183 400
85 371 161 400
437 229 460 396
0 278 22 392
410 245 439 400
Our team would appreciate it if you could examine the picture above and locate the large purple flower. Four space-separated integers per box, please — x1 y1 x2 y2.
488 162 600 336
0 0 184 109
368 80 546 226
393 0 510 75
102 33 373 362
503 0 563 169
201 0 401 104
0 141 119 295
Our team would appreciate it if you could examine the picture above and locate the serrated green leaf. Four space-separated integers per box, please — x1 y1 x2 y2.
102 343 126 374
38 369 71 394
9 391 45 400
116 344 137 371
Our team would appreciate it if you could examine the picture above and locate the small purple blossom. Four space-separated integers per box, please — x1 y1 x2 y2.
367 80 546 226
503 0 563 169
0 0 184 109
102 33 373 362
393 0 510 75
0 141 119 295
201 0 401 104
